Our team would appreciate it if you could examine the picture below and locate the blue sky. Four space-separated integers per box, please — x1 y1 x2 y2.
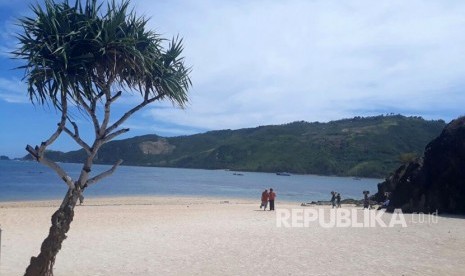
1 0 465 158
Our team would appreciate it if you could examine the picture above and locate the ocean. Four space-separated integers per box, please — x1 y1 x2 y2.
0 160 381 202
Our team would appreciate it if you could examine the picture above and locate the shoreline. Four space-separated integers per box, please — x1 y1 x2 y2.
0 160 386 180
0 194 315 208
3 195 464 217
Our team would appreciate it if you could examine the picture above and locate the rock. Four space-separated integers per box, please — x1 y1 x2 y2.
314 201 332 205
340 198 363 205
375 117 465 214
300 198 364 206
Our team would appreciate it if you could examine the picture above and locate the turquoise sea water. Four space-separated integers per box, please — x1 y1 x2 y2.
0 160 381 202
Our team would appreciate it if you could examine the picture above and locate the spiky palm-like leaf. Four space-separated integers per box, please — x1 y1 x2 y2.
14 0 191 108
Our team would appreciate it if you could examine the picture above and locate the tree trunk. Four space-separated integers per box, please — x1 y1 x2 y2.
24 189 80 276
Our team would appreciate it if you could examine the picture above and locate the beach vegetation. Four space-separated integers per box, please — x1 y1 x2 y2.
14 0 191 274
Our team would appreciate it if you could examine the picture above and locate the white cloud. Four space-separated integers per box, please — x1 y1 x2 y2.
4 1 465 137
0 77 28 103
131 0 465 132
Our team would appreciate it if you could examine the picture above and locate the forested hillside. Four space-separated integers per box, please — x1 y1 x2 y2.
35 115 446 177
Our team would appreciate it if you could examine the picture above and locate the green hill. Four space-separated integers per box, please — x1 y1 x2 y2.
37 115 446 178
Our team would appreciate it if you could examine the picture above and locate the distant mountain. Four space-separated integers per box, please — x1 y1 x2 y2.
29 115 446 178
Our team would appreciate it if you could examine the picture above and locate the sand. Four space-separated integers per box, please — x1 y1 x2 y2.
0 196 464 276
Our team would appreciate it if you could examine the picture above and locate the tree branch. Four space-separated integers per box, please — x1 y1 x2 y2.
34 93 68 157
24 93 76 190
110 91 122 103
104 128 130 143
77 96 100 136
85 159 123 187
91 91 105 113
99 88 112 136
105 93 165 135
26 145 75 189
70 120 79 136
63 125 91 154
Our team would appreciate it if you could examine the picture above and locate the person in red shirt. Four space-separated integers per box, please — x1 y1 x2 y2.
260 189 269 210
269 188 276 211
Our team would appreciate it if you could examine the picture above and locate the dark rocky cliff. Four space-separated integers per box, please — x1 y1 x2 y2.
375 117 465 214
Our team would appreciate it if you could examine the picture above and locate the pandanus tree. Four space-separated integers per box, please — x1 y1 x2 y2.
13 0 191 275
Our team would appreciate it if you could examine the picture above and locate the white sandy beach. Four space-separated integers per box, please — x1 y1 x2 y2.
0 196 465 276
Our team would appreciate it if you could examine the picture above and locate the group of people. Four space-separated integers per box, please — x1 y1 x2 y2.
258 189 388 211
330 191 341 208
260 188 276 211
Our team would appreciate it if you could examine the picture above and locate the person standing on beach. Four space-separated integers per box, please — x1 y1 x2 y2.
363 191 370 209
336 193 341 208
260 189 269 210
269 188 276 211
330 191 336 208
